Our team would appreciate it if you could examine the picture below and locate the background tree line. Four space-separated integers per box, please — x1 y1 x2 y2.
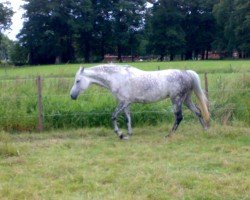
0 0 249 65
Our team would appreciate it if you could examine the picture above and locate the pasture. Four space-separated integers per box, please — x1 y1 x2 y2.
0 60 249 199
0 124 249 199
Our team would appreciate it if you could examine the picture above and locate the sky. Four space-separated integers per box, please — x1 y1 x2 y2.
1 0 25 41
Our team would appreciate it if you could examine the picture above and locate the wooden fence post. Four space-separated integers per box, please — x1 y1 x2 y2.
204 72 208 99
37 76 44 132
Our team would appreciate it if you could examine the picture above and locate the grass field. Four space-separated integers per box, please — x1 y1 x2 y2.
0 123 249 199
0 60 249 199
0 60 250 79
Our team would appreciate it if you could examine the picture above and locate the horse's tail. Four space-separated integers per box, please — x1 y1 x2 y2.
188 70 210 127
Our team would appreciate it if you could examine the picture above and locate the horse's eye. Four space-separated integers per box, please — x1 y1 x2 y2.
76 80 80 84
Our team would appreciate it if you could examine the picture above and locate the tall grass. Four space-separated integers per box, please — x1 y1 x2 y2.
0 61 249 131
0 132 19 157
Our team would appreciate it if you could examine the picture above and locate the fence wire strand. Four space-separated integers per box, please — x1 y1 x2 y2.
0 105 248 120
0 88 249 100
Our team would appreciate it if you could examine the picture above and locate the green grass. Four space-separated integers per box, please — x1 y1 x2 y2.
0 60 249 78
0 123 249 199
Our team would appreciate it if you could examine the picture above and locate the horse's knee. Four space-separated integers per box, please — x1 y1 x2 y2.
112 113 117 121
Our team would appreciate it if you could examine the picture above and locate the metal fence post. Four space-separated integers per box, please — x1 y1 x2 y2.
37 76 44 132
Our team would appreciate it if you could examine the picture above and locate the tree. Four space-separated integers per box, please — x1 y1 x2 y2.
213 0 235 56
0 1 13 63
0 33 12 61
147 0 185 61
18 0 75 64
233 0 250 57
9 41 28 65
71 0 94 63
0 1 13 33
109 0 146 61
213 0 250 57
91 0 115 61
182 0 217 60
92 0 146 62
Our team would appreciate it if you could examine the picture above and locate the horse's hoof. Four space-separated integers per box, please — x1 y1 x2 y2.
165 133 172 138
122 136 130 140
119 134 129 140
203 126 209 131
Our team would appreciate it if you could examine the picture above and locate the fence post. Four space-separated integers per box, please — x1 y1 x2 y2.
158 66 160 70
204 72 209 99
37 76 44 132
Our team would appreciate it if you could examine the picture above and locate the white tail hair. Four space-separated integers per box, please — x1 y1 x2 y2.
188 70 210 126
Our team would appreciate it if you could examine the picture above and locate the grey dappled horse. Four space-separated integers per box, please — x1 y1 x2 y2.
70 64 210 140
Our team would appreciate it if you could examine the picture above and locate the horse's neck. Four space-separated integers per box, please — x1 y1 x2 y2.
85 69 111 89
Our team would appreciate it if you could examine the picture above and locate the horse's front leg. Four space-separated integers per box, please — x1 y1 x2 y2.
112 102 129 140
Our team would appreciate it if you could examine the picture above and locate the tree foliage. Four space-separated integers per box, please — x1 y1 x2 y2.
213 0 250 57
0 1 14 64
3 0 249 64
147 0 185 60
17 0 146 64
18 0 75 64
0 1 13 32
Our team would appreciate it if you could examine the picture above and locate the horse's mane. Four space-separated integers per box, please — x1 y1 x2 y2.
90 64 131 74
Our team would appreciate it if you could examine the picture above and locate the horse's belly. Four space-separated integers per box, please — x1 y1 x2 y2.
131 91 169 103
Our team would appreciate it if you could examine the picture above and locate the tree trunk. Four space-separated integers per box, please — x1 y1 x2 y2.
201 50 205 60
27 53 31 64
194 50 199 60
131 47 134 62
205 50 209 60
185 50 192 60
181 54 184 60
160 54 164 61
170 53 174 61
239 51 242 59
55 56 61 64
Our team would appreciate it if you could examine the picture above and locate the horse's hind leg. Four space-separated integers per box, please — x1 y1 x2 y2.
184 95 207 129
124 106 132 137
112 101 129 139
166 96 184 137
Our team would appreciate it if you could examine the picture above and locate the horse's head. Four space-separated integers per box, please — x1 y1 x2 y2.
70 67 90 100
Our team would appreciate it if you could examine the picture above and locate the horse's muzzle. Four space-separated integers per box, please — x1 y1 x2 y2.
71 94 77 100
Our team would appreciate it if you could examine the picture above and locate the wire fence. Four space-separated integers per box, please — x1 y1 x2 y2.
0 73 249 131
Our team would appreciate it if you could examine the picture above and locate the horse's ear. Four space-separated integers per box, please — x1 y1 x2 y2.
79 66 84 74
